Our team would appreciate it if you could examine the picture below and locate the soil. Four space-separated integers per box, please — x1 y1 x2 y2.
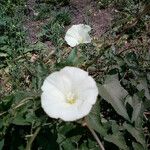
25 0 44 44
70 0 113 37
25 0 113 44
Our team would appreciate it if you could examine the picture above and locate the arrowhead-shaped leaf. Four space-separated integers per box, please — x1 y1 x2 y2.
98 75 130 121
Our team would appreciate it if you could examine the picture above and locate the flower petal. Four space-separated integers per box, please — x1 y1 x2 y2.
59 106 80 121
41 66 98 121
42 71 72 95
80 31 91 43
41 91 65 119
65 35 79 47
60 66 88 82
79 101 93 117
83 24 91 32
65 24 91 47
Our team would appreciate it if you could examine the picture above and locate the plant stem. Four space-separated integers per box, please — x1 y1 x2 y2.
25 127 41 150
85 118 105 150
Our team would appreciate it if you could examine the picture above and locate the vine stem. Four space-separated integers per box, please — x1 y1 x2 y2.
25 127 41 150
84 117 105 150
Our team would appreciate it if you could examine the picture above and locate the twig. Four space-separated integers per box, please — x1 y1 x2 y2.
25 127 41 150
144 111 150 115
0 111 7 117
85 117 105 150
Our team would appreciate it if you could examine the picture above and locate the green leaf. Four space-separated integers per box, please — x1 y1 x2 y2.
0 139 4 150
24 42 48 53
86 100 108 136
132 142 145 150
104 132 129 150
125 94 143 127
123 123 146 149
110 120 120 133
0 36 8 44
57 123 75 135
11 116 30 125
0 119 3 129
104 120 128 150
137 78 150 100
0 46 12 56
0 52 8 57
131 101 142 123
57 123 83 149
98 75 130 121
61 139 75 150
66 48 78 65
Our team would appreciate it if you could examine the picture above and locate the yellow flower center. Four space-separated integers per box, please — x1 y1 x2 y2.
67 98 76 104
78 37 84 43
66 93 76 104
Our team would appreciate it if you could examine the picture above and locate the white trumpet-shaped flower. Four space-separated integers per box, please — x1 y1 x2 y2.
41 66 98 121
65 24 91 47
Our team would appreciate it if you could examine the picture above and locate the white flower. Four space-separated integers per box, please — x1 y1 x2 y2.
65 24 92 47
41 66 98 121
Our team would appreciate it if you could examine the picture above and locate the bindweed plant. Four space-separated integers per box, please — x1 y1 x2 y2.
0 0 150 150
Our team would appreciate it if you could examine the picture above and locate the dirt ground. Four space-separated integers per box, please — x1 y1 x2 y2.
70 0 113 36
25 0 113 45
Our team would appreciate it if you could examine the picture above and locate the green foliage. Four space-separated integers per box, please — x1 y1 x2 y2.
0 0 150 149
37 7 71 46
42 0 70 6
123 123 146 149
39 9 71 46
57 11 71 25
0 140 4 150
40 21 64 45
98 75 130 121
88 73 149 149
